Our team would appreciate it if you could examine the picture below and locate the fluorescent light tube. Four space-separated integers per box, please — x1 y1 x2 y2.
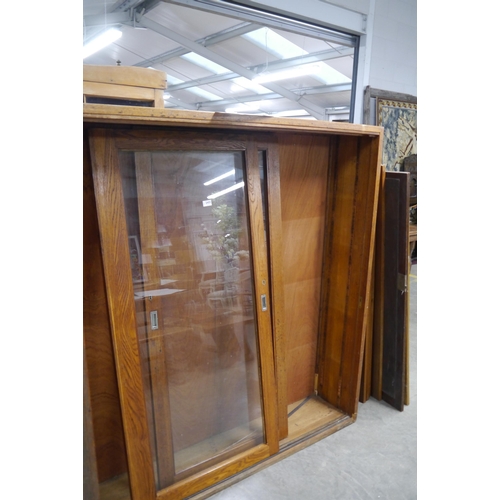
204 169 235 186
253 64 320 84
83 28 122 59
207 182 245 200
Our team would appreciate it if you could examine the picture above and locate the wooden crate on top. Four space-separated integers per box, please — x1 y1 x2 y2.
83 65 167 108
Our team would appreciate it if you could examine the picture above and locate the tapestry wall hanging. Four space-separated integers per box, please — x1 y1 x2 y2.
376 97 417 172
363 87 417 172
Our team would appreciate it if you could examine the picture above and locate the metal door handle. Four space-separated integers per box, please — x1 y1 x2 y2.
261 294 267 312
150 310 159 330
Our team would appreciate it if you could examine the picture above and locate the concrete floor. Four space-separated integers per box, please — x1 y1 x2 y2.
206 265 417 500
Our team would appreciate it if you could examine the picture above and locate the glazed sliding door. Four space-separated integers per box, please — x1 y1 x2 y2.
89 129 278 500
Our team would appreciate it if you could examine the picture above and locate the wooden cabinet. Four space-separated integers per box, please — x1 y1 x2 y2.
84 105 383 499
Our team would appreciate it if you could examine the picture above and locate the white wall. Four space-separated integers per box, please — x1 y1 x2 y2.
369 0 417 96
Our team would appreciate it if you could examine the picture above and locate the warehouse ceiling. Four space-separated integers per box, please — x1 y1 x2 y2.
83 0 358 121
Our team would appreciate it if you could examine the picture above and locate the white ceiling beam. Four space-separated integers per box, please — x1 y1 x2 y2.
167 47 354 92
138 15 327 119
135 22 261 67
193 82 352 109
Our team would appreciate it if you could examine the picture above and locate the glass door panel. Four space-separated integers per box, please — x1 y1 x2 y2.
119 149 264 489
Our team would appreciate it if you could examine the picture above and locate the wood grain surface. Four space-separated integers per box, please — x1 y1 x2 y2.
381 172 409 411
258 139 288 440
84 113 383 498
318 135 382 417
83 129 128 483
83 64 166 89
278 133 329 406
89 129 156 500
84 103 383 137
245 141 280 454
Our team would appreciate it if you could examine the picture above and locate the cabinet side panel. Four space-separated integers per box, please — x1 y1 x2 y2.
83 130 129 482
318 136 357 407
337 136 381 415
319 135 381 416
278 133 330 405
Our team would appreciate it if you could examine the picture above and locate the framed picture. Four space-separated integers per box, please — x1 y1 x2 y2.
363 87 417 172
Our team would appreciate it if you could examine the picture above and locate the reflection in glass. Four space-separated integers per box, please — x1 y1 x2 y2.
119 150 264 490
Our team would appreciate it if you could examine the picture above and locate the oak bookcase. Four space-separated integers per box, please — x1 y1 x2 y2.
83 104 383 500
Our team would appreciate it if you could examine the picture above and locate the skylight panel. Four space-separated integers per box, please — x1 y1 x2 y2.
243 28 303 59
168 74 223 101
243 27 351 85
230 77 270 94
180 52 230 74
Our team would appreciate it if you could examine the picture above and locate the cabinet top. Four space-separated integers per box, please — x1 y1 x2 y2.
83 104 383 138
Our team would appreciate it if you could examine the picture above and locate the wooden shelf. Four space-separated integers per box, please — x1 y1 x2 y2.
281 395 348 448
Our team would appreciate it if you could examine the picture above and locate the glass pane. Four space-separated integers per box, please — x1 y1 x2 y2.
119 149 264 490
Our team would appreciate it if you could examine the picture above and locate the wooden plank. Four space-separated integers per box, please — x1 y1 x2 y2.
89 129 157 500
337 136 381 416
84 64 166 89
317 135 357 409
260 139 288 440
84 103 384 138
154 88 164 108
381 172 410 411
83 81 156 102
371 165 386 400
318 134 381 417
134 152 176 487
83 129 128 482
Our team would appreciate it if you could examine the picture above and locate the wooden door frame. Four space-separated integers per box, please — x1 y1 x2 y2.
89 127 280 500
